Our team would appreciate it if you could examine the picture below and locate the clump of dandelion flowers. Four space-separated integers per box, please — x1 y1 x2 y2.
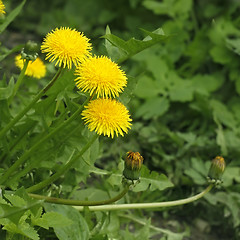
82 98 132 138
41 27 92 69
15 55 46 79
0 0 5 15
75 56 127 98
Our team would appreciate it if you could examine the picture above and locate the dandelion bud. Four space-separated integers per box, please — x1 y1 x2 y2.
21 41 39 61
123 151 143 180
207 156 225 184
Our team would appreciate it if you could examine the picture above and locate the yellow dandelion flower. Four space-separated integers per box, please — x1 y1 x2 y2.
75 56 127 98
41 27 92 69
15 55 46 79
0 0 5 15
82 98 132 138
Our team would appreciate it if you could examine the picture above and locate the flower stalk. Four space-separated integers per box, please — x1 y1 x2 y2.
74 184 213 211
28 185 130 206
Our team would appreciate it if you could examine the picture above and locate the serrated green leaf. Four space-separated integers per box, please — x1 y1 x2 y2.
4 195 26 208
102 28 169 63
3 220 39 240
133 165 173 192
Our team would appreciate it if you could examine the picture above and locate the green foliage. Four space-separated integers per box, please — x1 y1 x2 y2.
0 0 26 34
0 0 240 239
44 204 89 240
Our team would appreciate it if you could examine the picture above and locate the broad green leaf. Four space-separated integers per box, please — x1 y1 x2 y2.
33 212 73 230
210 45 233 64
135 218 150 240
192 74 224 95
134 75 161 99
44 204 90 240
0 0 26 33
222 167 240 187
216 126 228 156
133 165 173 192
226 38 240 55
143 0 176 17
102 28 169 63
143 0 192 18
0 77 14 100
135 97 169 120
211 99 237 129
169 80 194 102
184 169 206 185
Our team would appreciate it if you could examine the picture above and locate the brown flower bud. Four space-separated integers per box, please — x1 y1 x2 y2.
123 151 143 180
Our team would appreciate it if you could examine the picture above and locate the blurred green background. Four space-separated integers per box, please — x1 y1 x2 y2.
2 0 240 239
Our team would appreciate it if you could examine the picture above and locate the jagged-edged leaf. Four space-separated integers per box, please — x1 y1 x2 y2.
133 165 173 192
4 195 26 208
3 221 39 240
0 188 43 224
102 28 169 63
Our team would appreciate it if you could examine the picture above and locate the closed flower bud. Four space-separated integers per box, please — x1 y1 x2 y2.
207 156 225 184
123 151 143 180
21 41 39 61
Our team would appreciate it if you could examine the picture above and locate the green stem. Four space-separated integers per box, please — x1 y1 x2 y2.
9 59 29 103
7 123 83 186
0 68 63 140
28 186 129 206
26 134 98 193
74 184 213 211
0 95 91 185
0 121 36 163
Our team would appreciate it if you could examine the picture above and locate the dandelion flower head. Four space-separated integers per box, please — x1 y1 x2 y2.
15 55 46 79
41 27 92 69
82 98 132 138
0 0 5 15
75 56 127 98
